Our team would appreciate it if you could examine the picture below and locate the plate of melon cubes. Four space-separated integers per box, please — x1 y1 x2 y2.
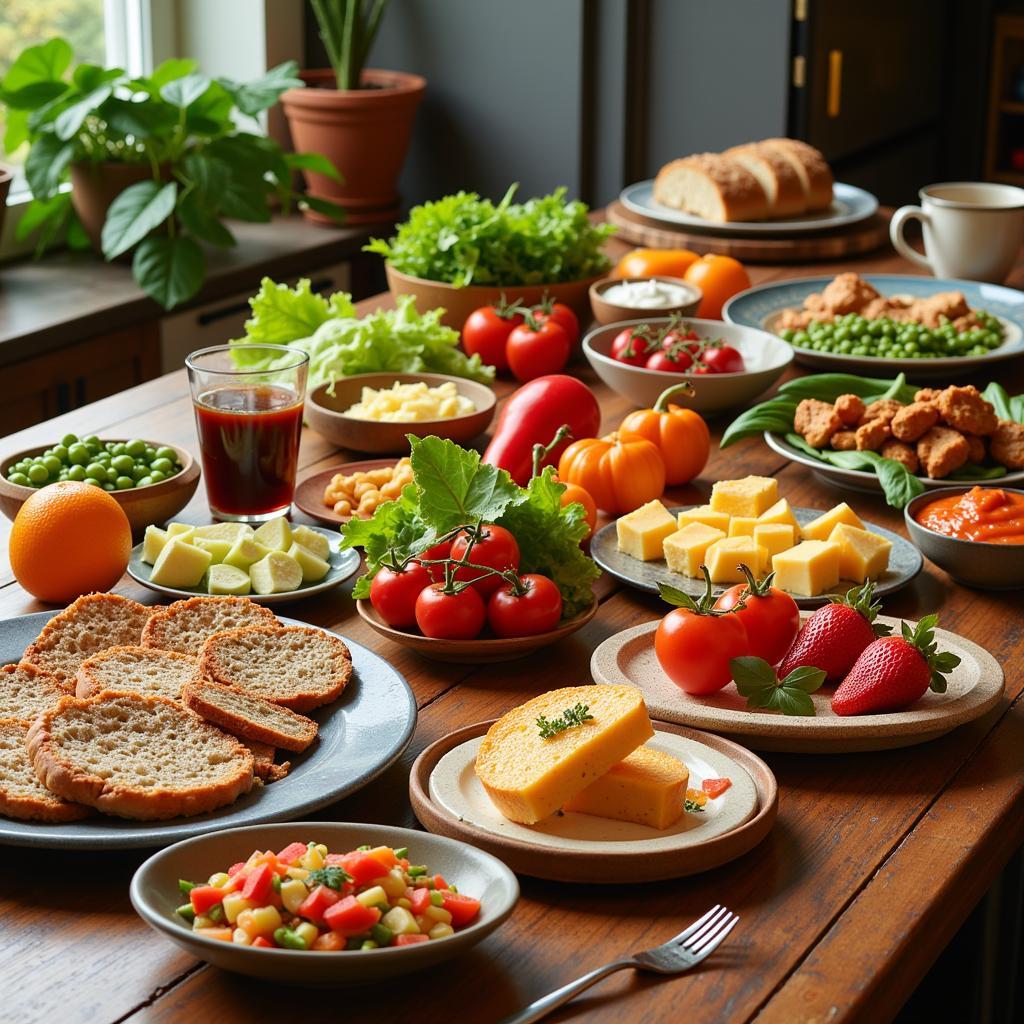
127 517 360 605
590 474 922 607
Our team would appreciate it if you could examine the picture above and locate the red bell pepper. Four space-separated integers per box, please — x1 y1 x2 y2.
241 863 274 904
323 895 381 935
394 934 429 946
339 851 391 885
409 887 433 915
296 884 342 924
251 935 275 948
189 885 225 915
482 375 601 485
441 892 481 927
276 842 308 865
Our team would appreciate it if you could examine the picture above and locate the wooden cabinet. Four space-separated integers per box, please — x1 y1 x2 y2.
0 322 160 436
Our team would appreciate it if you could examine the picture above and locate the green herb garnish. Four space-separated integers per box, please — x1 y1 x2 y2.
306 866 353 891
731 656 826 717
536 703 594 739
684 798 706 813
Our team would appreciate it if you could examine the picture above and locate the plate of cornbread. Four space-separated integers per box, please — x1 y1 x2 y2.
590 475 922 606
409 684 777 883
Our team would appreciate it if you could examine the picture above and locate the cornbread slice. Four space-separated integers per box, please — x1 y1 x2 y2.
26 692 254 820
563 745 690 829
182 679 317 752
198 625 352 713
141 596 277 656
75 646 198 702
244 740 291 783
475 684 654 825
0 662 66 720
0 718 91 822
22 594 156 690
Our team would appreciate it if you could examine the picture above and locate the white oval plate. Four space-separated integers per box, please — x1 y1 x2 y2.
620 180 878 235
127 525 359 605
428 730 757 854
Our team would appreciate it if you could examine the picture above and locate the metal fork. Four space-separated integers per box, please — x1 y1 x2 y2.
497 905 739 1024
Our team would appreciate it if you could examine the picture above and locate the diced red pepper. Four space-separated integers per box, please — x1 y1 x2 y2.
240 863 274 904
339 851 391 886
323 895 381 935
228 861 247 876
189 885 226 915
276 842 309 865
409 887 433 915
296 884 342 925
433 874 448 891
394 934 429 946
251 935 275 948
441 892 480 928
324 853 347 867
702 777 732 798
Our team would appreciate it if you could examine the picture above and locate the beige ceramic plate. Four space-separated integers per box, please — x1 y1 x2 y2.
591 615 1005 753
293 459 399 526
410 720 778 883
130 821 518 985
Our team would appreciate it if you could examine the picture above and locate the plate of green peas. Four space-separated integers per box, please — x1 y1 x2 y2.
724 274 1024 378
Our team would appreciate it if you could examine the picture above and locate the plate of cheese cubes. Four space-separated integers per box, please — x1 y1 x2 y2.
408 684 778 883
591 475 922 605
128 517 360 604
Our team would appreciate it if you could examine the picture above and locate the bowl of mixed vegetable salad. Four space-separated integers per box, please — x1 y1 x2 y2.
130 822 518 984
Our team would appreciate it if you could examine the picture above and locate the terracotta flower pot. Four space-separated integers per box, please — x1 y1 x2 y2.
69 161 162 254
281 68 426 225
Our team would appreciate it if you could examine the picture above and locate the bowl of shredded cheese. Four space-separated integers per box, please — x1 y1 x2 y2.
306 373 497 453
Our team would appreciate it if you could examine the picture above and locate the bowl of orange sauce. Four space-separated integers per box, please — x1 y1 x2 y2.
905 485 1024 589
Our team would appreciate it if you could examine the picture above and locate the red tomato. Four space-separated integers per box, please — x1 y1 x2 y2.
702 777 732 798
415 583 486 639
450 524 520 597
240 863 274 904
462 304 522 372
611 326 655 366
532 301 579 345
506 319 570 382
276 842 308 865
296 884 342 925
713 568 799 666
339 851 392 885
440 891 481 927
251 936 274 948
322 895 381 935
369 560 431 628
701 344 745 374
395 934 430 946
646 347 693 372
189 885 225 915
487 573 563 637
417 539 453 582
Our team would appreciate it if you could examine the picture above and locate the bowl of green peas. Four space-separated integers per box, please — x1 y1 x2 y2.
0 435 200 533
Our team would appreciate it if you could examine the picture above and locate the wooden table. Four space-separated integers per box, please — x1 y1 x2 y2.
1 239 1021 1024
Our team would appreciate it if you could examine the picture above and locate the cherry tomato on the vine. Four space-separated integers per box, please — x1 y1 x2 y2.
487 573 563 637
646 347 693 372
611 326 655 366
462 303 523 372
701 344 745 374
531 301 579 346
506 318 570 382
450 524 520 597
369 560 431 629
714 565 799 666
417 539 453 582
415 583 486 639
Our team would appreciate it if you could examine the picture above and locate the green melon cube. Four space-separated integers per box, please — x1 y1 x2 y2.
193 537 232 563
194 522 255 543
287 542 331 583
166 522 196 542
142 525 168 565
224 537 272 570
150 538 212 588
291 525 330 561
249 551 303 594
206 563 252 595
253 517 292 552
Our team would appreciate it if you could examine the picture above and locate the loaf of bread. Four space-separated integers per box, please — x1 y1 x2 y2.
724 143 806 217
141 596 277 657
654 153 769 222
0 718 91 822
75 645 197 701
0 663 66 721
760 138 834 211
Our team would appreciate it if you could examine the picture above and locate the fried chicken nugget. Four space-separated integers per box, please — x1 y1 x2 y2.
990 420 1024 469
834 394 866 427
964 434 986 464
855 418 892 451
794 398 842 449
916 426 970 479
831 430 858 451
915 388 941 403
891 401 940 443
858 399 903 427
879 438 919 474
935 385 998 436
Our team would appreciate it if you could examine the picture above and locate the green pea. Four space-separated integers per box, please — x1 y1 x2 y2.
125 439 146 457
83 477 102 487
111 443 127 457
115 476 135 490
793 331 810 347
144 446 156 460
148 469 166 483
9 472 30 487
84 435 100 448
85 462 106 479
112 455 135 474
42 455 62 476
67 465 86 481
68 444 90 465
150 457 173 474
52 444 68 461
780 328 795 342
95 452 111 464
27 464 49 484
101 482 114 491
58 470 69 481
131 465 148 482
155 446 177 462
136 476 154 488
105 467 118 482
61 433 78 447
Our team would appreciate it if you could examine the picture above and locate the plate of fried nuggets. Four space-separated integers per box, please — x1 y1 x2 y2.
792 385 1024 480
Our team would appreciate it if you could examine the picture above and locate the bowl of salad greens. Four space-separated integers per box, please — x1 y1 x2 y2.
365 185 615 329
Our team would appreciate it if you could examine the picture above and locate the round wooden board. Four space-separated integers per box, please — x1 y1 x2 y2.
409 719 778 884
293 459 399 526
591 616 1005 754
605 200 890 263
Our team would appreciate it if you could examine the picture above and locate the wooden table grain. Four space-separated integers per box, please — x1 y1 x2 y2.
0 238 1021 1024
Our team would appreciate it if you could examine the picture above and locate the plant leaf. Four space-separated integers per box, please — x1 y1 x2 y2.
782 665 827 693
771 687 815 716
55 84 114 140
160 72 212 109
101 180 177 259
177 191 236 248
0 80 68 111
24 133 74 199
286 151 343 182
65 212 92 251
656 582 700 612
147 58 198 89
1 38 72 92
99 96 178 138
300 194 347 221
182 151 231 201
217 61 304 116
72 64 122 92
132 235 205 310
15 194 70 242
3 107 29 151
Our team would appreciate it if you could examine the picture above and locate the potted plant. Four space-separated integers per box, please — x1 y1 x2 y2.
280 0 425 224
0 38 343 309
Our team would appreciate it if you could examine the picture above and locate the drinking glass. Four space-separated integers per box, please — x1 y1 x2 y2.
186 345 308 522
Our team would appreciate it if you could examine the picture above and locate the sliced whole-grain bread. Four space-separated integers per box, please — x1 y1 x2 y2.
141 596 277 656
1 662 67 720
182 679 317 752
0 718 91 822
198 625 352 713
242 739 291 783
21 594 156 690
26 691 254 820
75 646 197 702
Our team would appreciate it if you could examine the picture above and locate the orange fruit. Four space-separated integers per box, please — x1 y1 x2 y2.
615 248 699 279
683 254 752 319
9 482 132 603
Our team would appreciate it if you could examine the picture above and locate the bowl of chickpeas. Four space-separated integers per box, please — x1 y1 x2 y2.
294 457 415 525
305 373 496 454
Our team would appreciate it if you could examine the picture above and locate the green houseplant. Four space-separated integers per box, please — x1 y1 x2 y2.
0 38 344 309
280 0 425 224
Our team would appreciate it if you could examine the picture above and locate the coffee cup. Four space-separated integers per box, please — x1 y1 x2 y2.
890 182 1024 283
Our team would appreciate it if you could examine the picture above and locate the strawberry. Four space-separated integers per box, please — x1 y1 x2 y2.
777 581 891 682
831 615 961 716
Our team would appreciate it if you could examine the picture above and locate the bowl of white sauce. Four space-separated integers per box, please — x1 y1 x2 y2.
589 275 702 325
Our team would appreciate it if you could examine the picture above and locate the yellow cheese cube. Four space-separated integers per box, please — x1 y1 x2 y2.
757 498 801 533
829 523 892 582
676 505 731 533
710 476 779 517
663 523 727 577
705 537 766 583
801 502 865 541
754 523 796 566
616 500 678 561
772 540 841 596
563 746 690 830
728 516 758 538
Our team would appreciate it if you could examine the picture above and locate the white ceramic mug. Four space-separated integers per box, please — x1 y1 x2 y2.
890 182 1024 283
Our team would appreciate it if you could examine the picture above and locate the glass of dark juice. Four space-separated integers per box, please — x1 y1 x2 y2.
186 345 308 522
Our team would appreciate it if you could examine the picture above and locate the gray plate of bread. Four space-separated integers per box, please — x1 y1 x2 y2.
0 595 417 848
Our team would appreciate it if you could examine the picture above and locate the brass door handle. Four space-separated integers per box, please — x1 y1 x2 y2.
827 48 843 117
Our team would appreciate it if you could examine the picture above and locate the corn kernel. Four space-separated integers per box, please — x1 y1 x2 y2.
280 878 308 914
428 923 455 940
